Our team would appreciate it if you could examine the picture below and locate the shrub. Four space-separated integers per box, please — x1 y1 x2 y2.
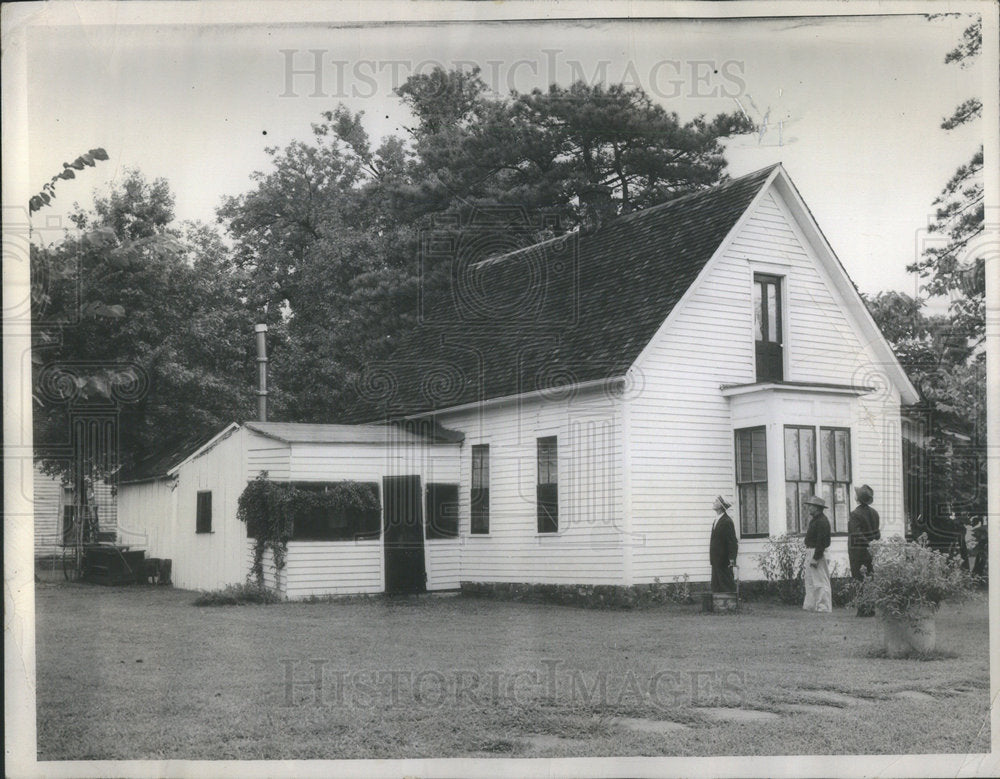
851 535 978 619
757 534 808 604
193 582 283 606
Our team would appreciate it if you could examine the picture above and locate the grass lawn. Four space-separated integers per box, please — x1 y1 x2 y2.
36 583 990 760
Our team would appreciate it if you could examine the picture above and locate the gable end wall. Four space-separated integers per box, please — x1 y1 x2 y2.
626 186 904 584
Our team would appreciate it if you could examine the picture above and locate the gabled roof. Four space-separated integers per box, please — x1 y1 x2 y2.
120 419 463 483
354 165 781 418
121 425 235 484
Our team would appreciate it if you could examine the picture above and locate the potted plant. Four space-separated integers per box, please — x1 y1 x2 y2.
852 535 977 657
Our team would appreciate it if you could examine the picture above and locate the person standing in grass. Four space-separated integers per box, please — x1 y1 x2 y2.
802 495 832 613
710 495 739 594
848 485 880 576
848 485 880 616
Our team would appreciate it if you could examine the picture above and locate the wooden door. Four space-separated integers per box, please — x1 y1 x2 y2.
383 475 426 594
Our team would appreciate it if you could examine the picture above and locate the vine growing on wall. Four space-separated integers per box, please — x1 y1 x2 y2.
237 472 381 587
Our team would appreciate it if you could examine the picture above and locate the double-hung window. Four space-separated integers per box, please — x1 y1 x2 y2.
754 274 783 381
784 426 816 533
470 444 490 534
781 426 852 533
821 427 852 533
735 427 768 536
537 436 558 534
196 491 212 534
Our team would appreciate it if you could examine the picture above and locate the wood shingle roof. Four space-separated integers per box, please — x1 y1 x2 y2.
360 165 779 419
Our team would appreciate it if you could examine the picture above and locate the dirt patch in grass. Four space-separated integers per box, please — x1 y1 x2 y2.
892 690 937 702
697 707 780 723
781 703 849 716
864 646 959 661
793 689 871 706
614 717 691 734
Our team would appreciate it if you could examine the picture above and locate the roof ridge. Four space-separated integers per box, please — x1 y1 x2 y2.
466 164 780 268
611 163 780 226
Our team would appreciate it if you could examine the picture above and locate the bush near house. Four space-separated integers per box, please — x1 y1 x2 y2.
460 576 697 610
755 534 852 607
851 535 978 619
192 582 283 606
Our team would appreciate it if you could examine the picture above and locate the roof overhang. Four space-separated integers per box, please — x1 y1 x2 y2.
720 381 876 399
403 376 626 420
165 422 241 477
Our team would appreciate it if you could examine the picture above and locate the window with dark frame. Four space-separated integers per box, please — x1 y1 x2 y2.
287 482 381 541
196 491 212 534
821 427 852 533
425 483 460 539
784 425 817 533
471 444 490 534
735 427 768 536
537 436 558 534
754 273 783 382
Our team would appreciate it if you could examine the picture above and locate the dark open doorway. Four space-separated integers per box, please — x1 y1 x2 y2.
383 475 426 594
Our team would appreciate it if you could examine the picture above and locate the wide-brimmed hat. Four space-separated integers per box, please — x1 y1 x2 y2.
803 495 827 508
855 484 874 503
713 495 732 510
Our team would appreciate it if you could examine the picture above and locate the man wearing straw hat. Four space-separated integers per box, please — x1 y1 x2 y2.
709 495 739 594
802 495 832 612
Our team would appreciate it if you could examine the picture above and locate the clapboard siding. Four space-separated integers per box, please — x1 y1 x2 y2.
627 187 904 584
34 465 118 557
168 427 250 591
117 478 176 565
246 438 290 480
436 388 626 585
32 466 63 557
284 440 462 595
280 541 383 597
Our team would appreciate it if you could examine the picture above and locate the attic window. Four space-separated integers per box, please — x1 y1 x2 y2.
754 274 783 381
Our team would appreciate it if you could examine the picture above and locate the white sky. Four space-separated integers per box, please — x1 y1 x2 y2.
25 12 984 300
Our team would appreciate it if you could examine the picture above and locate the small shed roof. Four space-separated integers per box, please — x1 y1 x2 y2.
120 419 462 484
244 421 462 445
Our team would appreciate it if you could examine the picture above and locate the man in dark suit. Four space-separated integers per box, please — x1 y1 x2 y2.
849 485 880 616
848 484 880 580
710 495 739 593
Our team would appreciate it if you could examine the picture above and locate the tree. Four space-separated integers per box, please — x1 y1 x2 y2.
219 67 755 422
908 17 984 344
33 169 257 507
864 291 986 545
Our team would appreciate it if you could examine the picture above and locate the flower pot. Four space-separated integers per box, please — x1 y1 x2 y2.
879 611 936 657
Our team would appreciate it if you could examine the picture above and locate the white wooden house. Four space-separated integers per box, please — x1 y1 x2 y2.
33 464 118 558
118 164 918 597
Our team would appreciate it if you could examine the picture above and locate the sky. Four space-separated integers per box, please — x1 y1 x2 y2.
24 11 984 302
